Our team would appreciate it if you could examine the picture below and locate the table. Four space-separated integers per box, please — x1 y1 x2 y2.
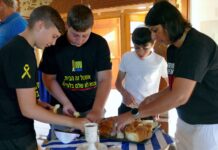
42 128 173 150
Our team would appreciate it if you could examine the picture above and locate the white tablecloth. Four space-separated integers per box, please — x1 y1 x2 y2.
42 129 173 150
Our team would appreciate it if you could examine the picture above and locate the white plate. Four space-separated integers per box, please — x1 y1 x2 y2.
54 130 80 144
76 143 107 150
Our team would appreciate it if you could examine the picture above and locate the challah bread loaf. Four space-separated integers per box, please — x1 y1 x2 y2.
99 117 155 142
99 116 117 137
124 120 153 142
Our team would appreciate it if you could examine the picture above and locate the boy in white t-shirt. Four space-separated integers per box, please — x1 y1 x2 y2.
115 27 168 117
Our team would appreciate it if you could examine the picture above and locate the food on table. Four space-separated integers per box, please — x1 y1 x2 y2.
124 120 153 142
99 116 117 137
73 111 80 118
99 117 157 142
53 104 60 113
116 131 124 139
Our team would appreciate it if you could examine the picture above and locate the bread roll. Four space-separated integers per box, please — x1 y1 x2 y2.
116 131 124 139
124 120 153 142
73 111 80 118
53 104 60 113
99 118 155 143
99 117 116 137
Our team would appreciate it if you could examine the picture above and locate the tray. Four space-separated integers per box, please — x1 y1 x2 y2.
100 123 160 144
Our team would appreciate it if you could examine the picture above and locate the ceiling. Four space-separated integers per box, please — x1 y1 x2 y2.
50 0 155 14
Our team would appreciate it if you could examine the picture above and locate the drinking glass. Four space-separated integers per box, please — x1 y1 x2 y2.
84 123 98 150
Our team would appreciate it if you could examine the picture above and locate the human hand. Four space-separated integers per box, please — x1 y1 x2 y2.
62 101 76 116
123 91 138 108
116 112 135 131
72 118 90 132
86 109 104 123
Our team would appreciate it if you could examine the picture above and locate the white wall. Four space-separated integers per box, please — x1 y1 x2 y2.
190 0 218 43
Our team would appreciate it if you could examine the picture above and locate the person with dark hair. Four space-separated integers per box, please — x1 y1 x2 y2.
116 1 218 150
39 4 112 122
115 27 168 116
0 0 27 48
0 6 89 150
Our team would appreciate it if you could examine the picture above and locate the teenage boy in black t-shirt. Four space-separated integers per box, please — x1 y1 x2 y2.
0 6 89 150
39 4 112 122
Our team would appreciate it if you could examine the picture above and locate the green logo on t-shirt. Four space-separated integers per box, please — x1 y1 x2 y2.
72 60 82 72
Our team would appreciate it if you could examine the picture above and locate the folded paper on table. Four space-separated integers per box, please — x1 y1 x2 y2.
42 129 174 150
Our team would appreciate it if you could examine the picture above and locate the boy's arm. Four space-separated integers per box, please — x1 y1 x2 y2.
115 70 137 107
42 73 76 116
87 70 112 122
115 70 126 95
16 88 88 130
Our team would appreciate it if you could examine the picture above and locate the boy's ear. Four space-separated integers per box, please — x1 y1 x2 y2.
34 20 45 31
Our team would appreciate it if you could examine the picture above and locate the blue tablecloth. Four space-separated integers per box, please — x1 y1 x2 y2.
42 129 174 150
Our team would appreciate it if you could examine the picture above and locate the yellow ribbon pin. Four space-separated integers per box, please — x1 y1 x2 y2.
21 64 31 79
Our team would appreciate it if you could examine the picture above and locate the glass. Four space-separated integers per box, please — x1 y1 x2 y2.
84 123 98 150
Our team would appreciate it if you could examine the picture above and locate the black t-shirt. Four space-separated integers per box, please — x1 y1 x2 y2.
167 28 218 124
39 32 112 112
0 36 37 140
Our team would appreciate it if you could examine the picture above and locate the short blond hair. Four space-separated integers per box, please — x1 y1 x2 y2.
2 0 17 9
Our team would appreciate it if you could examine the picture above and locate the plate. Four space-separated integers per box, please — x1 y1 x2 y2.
54 130 81 144
76 143 108 150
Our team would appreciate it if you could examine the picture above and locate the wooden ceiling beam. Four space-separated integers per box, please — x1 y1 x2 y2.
50 0 154 14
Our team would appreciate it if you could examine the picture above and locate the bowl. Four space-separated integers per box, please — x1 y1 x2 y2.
54 130 80 144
